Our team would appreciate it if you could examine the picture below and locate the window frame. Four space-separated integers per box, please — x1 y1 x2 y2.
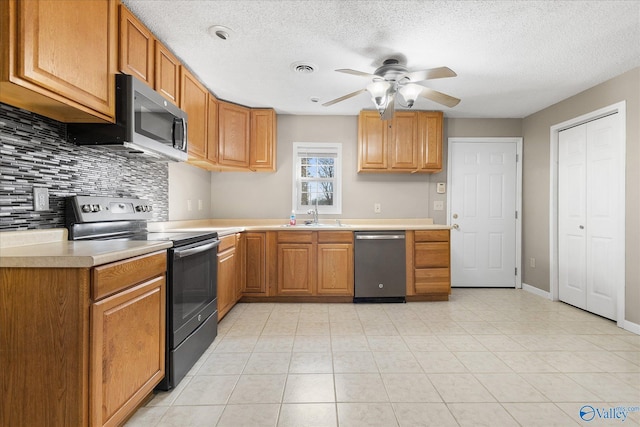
292 142 342 215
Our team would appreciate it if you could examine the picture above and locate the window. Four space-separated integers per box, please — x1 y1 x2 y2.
292 142 342 215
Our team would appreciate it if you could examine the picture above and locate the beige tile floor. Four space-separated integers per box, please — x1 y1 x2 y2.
126 288 640 426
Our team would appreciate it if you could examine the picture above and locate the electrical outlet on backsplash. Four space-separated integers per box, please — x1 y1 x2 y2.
0 103 170 231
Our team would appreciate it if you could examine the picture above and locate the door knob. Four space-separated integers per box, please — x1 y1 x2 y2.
452 224 459 230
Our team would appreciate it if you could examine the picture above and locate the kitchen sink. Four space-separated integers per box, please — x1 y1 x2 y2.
281 222 351 228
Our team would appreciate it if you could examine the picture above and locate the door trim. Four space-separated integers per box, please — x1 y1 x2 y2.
446 137 523 288
549 101 626 327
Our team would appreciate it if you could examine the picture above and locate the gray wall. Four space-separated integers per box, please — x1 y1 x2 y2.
168 162 212 220
205 115 522 223
521 67 639 324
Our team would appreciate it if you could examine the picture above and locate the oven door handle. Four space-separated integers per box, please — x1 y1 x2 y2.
173 240 220 259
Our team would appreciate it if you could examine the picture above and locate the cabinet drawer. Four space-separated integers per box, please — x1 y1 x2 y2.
317 231 353 244
92 251 166 300
415 242 449 268
218 234 237 252
415 268 450 294
415 230 449 242
277 231 314 243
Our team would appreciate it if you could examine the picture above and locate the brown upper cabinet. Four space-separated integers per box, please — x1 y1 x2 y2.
0 0 117 123
250 109 277 171
180 67 209 160
154 41 181 105
218 101 251 168
118 4 180 105
358 110 443 173
118 4 154 87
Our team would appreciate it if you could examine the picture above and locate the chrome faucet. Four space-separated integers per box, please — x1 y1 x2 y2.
307 198 319 224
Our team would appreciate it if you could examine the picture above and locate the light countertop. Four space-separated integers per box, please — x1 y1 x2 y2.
0 229 172 268
148 218 450 235
1 219 449 268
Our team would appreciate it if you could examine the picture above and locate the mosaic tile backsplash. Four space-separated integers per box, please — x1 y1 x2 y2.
0 103 169 231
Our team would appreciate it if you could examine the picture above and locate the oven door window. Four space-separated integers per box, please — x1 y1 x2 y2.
170 240 218 347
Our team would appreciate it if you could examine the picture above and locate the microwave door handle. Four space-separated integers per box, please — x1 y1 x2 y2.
181 118 187 151
173 117 187 151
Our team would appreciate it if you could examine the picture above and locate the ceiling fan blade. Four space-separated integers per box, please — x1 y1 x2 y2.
418 87 461 108
402 66 457 82
336 69 379 79
322 88 367 107
381 92 396 120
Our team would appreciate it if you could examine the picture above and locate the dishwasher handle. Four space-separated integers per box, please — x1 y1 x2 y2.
355 234 405 240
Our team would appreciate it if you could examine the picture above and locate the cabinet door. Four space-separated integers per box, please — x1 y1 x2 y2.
418 111 443 171
118 4 154 86
217 241 237 320
277 243 315 296
90 275 165 427
358 111 388 171
206 94 219 163
250 109 277 171
3 0 117 122
219 101 251 167
244 232 267 295
389 112 419 170
317 243 353 296
155 41 180 105
180 68 209 159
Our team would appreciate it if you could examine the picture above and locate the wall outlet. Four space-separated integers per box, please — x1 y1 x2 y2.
530 257 536 268
374 203 381 214
433 200 444 211
33 187 49 211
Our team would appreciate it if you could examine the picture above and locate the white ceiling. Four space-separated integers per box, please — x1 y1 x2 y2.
122 0 640 118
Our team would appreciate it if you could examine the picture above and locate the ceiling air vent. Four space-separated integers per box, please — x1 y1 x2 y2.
291 62 317 74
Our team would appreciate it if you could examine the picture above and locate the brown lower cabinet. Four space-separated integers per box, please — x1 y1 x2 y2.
406 230 451 300
0 251 166 427
217 233 241 320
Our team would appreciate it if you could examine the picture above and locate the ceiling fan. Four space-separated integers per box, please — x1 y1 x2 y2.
323 58 461 120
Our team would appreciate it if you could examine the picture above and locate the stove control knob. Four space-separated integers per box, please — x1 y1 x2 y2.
81 204 91 213
135 205 143 212
91 204 100 212
147 205 153 212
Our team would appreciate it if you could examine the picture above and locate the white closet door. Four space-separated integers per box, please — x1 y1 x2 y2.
585 115 620 320
558 113 620 320
558 125 587 308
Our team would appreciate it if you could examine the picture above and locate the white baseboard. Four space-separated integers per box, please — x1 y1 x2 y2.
621 319 640 335
522 283 552 300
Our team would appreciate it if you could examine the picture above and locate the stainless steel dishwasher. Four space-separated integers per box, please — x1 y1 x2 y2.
354 231 406 303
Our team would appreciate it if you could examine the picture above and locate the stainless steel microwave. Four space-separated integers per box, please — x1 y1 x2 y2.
67 74 188 162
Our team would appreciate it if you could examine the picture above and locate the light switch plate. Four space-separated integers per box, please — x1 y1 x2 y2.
434 200 444 211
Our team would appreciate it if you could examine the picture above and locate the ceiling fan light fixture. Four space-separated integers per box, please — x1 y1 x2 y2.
366 81 391 110
398 84 424 108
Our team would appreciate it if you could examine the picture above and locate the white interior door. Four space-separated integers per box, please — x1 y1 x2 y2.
558 114 621 320
448 140 519 287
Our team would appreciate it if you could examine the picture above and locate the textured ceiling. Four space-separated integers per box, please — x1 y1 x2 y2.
122 0 640 118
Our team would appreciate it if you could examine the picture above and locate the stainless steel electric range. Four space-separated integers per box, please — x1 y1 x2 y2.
66 195 220 390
